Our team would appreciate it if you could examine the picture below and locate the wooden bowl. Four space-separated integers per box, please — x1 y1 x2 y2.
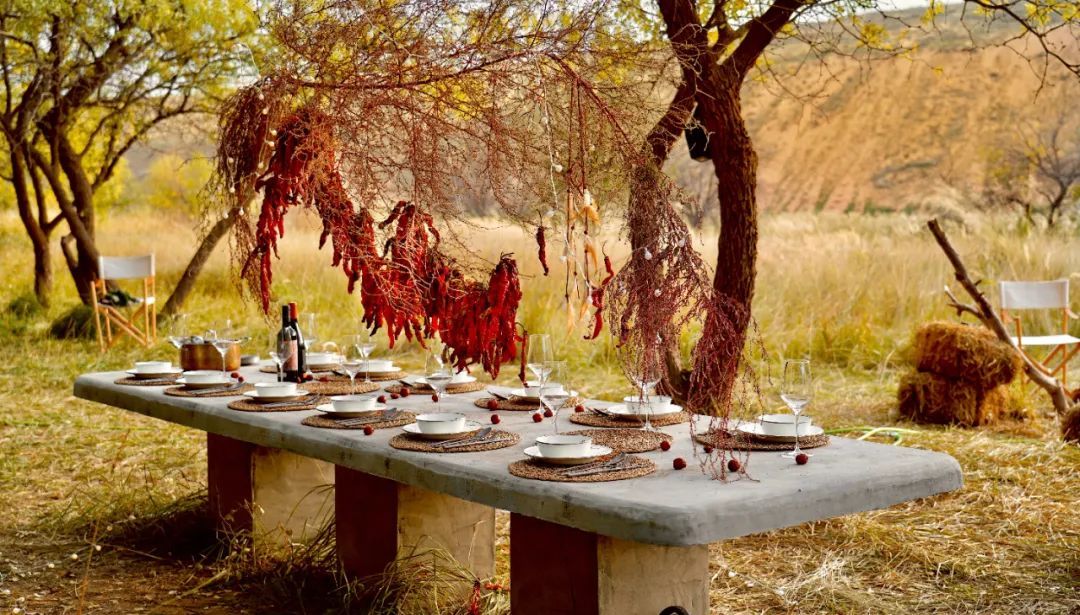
180 342 241 372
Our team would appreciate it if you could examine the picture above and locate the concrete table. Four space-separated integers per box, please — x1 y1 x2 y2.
75 369 962 615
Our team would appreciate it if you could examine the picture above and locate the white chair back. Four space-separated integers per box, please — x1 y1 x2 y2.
999 279 1069 310
99 255 155 280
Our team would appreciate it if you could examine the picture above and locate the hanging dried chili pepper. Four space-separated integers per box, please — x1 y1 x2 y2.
535 225 549 275
584 252 615 340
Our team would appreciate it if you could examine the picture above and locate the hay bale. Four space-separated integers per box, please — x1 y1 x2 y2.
913 322 1020 389
897 371 1015 427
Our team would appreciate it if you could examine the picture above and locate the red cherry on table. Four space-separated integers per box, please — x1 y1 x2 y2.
703 445 714 454
659 440 671 452
400 387 411 397
377 395 387 404
390 393 400 400
486 399 499 411
574 404 585 413
230 371 240 379
236 376 245 383
795 453 809 465
672 457 687 470
431 393 440 403
363 426 374 436
727 458 741 472
531 413 543 423
490 414 501 425
543 408 553 418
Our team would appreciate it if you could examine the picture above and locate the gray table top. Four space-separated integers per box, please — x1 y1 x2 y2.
75 368 961 546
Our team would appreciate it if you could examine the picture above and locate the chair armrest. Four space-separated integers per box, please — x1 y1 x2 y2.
1068 309 1079 320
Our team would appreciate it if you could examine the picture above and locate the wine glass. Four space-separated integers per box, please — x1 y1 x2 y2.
526 334 553 386
211 334 233 375
340 339 365 394
167 313 189 349
267 332 292 382
780 358 813 459
305 313 319 350
539 361 572 433
629 355 663 432
424 352 453 412
357 330 377 383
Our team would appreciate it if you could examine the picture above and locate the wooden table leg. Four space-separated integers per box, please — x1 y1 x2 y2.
206 434 334 547
510 513 709 615
335 465 495 582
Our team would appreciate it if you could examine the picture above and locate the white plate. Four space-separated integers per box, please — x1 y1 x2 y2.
411 375 477 386
601 403 683 419
736 423 823 441
402 421 486 441
243 389 309 403
523 445 613 466
315 402 388 418
125 368 182 379
175 377 233 389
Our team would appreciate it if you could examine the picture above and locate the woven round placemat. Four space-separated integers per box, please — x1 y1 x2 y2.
473 396 540 412
302 380 380 396
693 429 829 451
114 376 181 386
385 381 486 395
568 410 689 429
226 398 321 412
389 430 520 453
508 455 655 483
164 384 253 398
563 428 671 453
259 365 403 382
301 411 416 430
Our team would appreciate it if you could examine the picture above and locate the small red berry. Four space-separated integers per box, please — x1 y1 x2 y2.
532 413 543 423
486 399 499 410
490 414 501 425
236 376 245 383
363 425 374 436
659 440 671 452
543 408 553 418
795 453 809 465
400 387 411 397
574 404 585 413
672 457 687 470
230 371 240 379
431 393 440 402
703 445 714 454
727 458 741 472
391 393 400 400
377 395 387 404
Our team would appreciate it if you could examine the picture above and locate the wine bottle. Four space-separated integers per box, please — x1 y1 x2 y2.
289 301 307 378
278 305 300 382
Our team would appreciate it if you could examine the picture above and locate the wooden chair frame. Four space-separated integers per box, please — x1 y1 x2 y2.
91 256 157 352
1000 280 1079 388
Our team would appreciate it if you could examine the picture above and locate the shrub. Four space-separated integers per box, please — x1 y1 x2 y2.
49 305 97 340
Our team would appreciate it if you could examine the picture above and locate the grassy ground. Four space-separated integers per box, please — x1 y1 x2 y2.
0 209 1078 613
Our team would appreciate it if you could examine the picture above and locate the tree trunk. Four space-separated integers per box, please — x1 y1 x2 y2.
161 212 238 317
7 141 53 307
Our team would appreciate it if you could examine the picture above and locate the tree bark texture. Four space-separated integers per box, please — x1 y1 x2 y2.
161 212 239 317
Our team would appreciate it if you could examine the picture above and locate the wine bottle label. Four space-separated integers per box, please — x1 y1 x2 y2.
285 341 298 371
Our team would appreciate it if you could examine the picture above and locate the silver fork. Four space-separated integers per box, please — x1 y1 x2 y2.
564 459 634 478
560 452 627 476
191 382 243 396
432 427 493 449
260 394 323 409
334 409 400 427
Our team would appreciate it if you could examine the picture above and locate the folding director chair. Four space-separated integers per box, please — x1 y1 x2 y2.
91 254 157 351
999 279 1080 388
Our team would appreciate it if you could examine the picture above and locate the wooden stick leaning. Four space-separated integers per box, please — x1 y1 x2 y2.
927 218 1079 422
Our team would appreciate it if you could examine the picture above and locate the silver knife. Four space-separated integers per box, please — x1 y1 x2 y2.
440 434 511 450
336 409 400 426
192 382 243 396
261 394 322 409
565 461 633 478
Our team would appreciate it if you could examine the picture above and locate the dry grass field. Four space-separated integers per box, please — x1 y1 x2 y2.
0 208 1078 614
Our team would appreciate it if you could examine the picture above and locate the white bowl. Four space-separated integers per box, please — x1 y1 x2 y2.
536 434 592 458
331 395 379 412
526 382 566 397
758 414 813 437
360 359 394 372
183 370 230 385
307 352 339 366
450 371 474 384
135 361 172 374
415 412 467 435
254 382 297 397
623 395 672 414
